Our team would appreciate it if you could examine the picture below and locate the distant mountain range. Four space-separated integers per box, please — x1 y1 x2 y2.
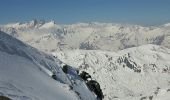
1 20 170 100
1 20 170 53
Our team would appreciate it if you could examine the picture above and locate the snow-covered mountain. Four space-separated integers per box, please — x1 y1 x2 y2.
0 31 97 100
1 20 170 52
53 44 170 100
1 20 170 100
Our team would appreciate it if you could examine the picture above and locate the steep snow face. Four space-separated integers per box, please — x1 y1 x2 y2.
0 51 78 100
53 44 170 100
1 21 170 52
0 31 96 100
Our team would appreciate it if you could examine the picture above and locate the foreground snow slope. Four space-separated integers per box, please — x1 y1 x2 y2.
0 31 96 100
1 20 170 100
1 20 170 52
53 44 170 100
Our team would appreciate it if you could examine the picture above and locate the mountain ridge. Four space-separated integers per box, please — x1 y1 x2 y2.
0 31 97 100
52 44 170 100
1 20 170 52
1 20 170 100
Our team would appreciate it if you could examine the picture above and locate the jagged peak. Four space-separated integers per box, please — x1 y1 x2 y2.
2 20 169 30
2 19 45 29
39 20 57 29
29 19 45 26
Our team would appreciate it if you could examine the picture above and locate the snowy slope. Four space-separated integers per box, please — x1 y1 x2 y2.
1 21 170 52
1 20 170 100
53 44 170 100
0 31 96 100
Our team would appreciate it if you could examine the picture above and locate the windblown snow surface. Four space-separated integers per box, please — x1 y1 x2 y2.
0 31 96 100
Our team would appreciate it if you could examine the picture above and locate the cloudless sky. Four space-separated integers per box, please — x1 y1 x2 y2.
0 0 170 26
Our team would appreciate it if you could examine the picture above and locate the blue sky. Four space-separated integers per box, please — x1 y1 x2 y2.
0 0 170 26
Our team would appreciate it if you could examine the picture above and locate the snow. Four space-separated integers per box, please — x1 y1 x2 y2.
40 21 57 29
0 51 77 100
53 44 170 100
1 20 170 100
1 21 170 52
0 31 96 100
163 23 170 27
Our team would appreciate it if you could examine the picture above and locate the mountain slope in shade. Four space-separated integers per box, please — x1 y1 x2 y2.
53 44 170 100
0 31 96 100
